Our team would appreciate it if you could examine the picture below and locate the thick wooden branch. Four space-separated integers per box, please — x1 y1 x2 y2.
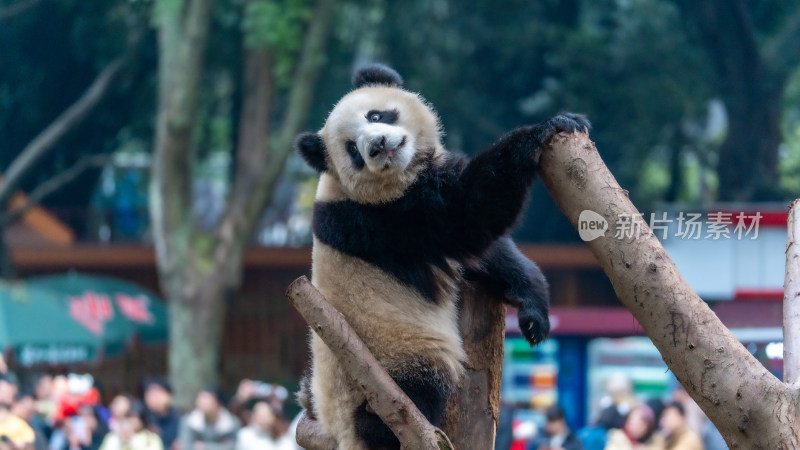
0 56 127 209
785 199 800 387
286 276 454 450
537 132 800 448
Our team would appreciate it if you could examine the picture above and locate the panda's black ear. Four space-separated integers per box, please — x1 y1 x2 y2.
352 63 403 89
294 132 327 173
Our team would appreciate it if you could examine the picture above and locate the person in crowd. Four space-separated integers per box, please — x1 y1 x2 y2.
0 377 19 408
494 401 515 450
29 374 54 442
58 404 108 450
178 388 240 450
0 356 19 392
99 402 162 450
670 390 704 437
0 397 35 450
604 404 664 450
11 392 47 450
578 406 622 450
643 399 664 428
529 405 583 450
142 379 179 450
228 381 288 427
108 396 134 435
659 402 703 450
235 400 294 450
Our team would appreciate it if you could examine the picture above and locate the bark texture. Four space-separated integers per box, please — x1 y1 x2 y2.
286 276 454 450
537 131 800 448
440 282 505 449
785 199 800 387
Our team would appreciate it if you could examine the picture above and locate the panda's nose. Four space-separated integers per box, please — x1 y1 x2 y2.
368 136 387 158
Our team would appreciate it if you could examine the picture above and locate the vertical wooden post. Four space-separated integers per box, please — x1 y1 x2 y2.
441 282 507 450
784 199 800 387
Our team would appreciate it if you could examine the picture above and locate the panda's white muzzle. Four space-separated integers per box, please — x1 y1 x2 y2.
357 123 414 173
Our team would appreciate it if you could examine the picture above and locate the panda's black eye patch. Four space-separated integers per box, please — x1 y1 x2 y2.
366 109 399 125
345 140 365 170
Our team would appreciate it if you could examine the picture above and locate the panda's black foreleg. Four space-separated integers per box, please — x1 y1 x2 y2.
454 113 590 244
466 236 550 346
353 367 452 449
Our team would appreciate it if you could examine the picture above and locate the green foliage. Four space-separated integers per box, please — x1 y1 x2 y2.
4 0 800 244
781 70 800 194
242 0 312 85
0 0 155 236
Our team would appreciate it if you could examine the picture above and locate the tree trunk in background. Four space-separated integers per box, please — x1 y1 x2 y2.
441 282 505 449
716 71 783 201
151 0 216 409
167 271 228 403
151 0 335 409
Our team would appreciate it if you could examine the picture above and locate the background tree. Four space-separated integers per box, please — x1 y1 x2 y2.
0 0 149 277
671 0 800 201
150 0 334 408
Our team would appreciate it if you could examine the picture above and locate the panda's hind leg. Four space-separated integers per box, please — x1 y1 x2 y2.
353 367 453 449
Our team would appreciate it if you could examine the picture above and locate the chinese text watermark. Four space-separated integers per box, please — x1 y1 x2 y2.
578 210 762 242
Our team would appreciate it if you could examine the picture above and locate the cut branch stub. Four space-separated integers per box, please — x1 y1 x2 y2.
286 276 454 450
295 411 337 450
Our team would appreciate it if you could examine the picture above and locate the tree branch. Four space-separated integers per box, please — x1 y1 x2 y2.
212 0 335 285
0 0 41 21
785 199 800 388
0 154 110 226
536 132 800 447
0 56 127 210
270 0 334 165
286 276 454 450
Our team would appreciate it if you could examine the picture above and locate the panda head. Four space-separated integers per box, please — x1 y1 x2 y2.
295 64 443 204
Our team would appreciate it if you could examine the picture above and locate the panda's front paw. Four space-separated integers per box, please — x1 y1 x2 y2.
518 302 550 346
549 113 591 135
534 113 591 147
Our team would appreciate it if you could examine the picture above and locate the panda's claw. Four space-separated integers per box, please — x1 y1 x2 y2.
518 303 550 347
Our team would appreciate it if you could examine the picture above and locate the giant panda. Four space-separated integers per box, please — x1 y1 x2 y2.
295 64 589 450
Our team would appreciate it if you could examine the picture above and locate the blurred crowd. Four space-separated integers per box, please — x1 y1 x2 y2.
0 368 299 450
497 376 729 450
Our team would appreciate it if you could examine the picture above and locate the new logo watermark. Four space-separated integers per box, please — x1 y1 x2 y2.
578 210 608 241
577 210 762 242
